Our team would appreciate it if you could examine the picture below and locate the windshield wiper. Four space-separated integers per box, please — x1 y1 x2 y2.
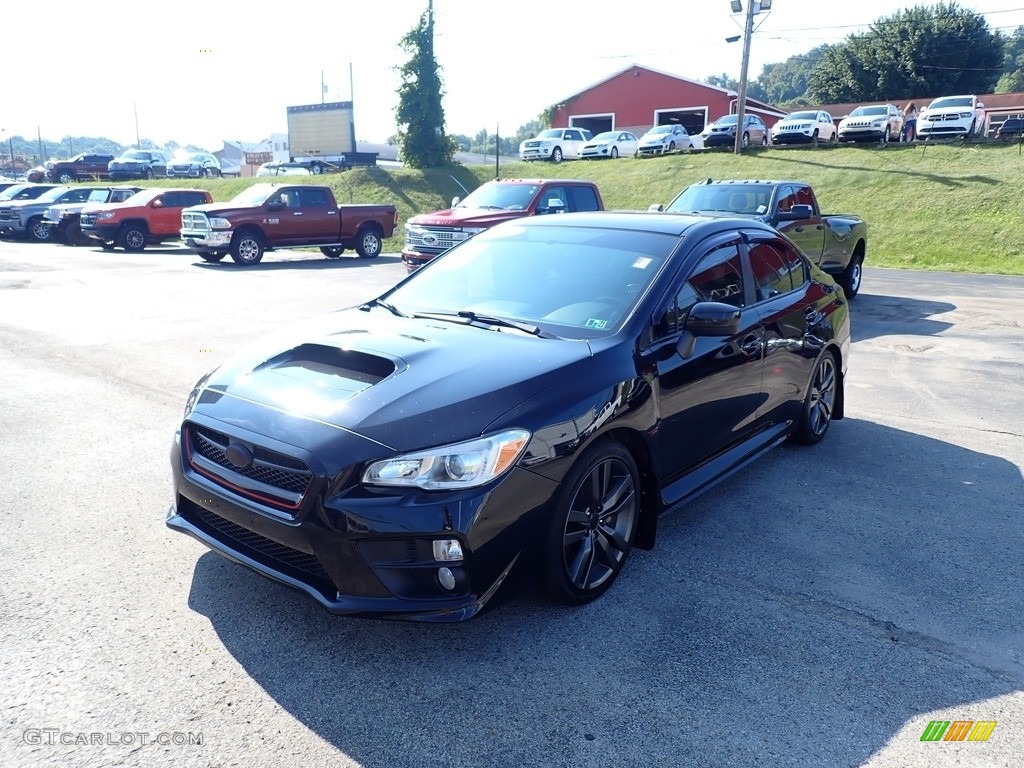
473 204 508 210
358 298 410 318
416 310 552 337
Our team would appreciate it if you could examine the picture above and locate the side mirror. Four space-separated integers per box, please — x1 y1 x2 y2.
648 203 664 212
684 301 742 336
777 204 814 220
977 102 985 110
540 198 566 215
151 198 164 208
267 201 284 211
451 196 461 207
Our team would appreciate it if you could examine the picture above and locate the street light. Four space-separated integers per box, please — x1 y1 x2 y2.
729 0 773 155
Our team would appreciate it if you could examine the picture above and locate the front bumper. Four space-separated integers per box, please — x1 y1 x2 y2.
520 147 554 160
0 217 27 234
182 230 232 249
401 248 443 271
167 419 556 621
636 144 671 156
772 131 817 144
168 168 207 177
109 169 148 180
82 224 119 242
702 134 736 147
838 127 887 142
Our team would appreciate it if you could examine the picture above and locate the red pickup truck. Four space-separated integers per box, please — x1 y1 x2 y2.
401 178 604 271
179 183 399 265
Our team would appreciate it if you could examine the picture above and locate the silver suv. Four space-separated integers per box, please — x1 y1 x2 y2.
166 152 222 178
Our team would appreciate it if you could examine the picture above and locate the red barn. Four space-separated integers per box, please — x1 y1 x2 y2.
547 64 785 139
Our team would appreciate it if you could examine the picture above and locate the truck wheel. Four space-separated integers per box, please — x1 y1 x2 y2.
57 171 76 184
311 162 323 175
29 217 52 243
355 229 382 259
320 246 345 258
551 147 563 163
742 132 750 148
230 231 265 265
837 253 863 299
197 251 226 263
118 225 147 252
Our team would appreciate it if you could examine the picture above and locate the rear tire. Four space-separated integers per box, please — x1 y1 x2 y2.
311 162 323 175
320 246 345 258
793 353 838 445
837 253 863 299
230 231 265 265
355 228 382 259
543 440 640 606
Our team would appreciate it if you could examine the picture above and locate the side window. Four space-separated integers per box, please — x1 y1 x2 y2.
542 186 568 209
652 281 701 339
748 242 794 301
184 191 209 206
566 185 599 212
794 185 816 209
776 184 797 213
775 239 809 289
155 192 175 207
67 188 93 203
567 130 583 141
688 243 746 308
299 187 330 207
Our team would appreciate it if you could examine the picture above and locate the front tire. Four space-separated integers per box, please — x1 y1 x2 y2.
57 171 76 184
610 146 619 159
118 224 147 252
543 440 640 606
882 126 891 144
28 217 52 243
230 231 265 265
551 147 563 163
793 353 838 445
311 162 323 175
742 132 750 148
355 228 382 259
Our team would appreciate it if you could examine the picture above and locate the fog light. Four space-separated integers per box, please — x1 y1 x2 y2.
432 538 463 562
438 567 456 591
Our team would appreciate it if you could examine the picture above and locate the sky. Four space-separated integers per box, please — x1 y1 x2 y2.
3 0 1024 153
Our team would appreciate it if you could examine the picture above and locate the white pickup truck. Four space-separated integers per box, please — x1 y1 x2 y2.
519 128 592 163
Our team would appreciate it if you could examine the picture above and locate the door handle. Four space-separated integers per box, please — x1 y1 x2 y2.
293 212 303 216
816 224 824 230
794 226 804 232
739 335 762 356
804 307 823 324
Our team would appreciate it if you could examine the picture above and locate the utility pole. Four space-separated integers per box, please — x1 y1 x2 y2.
495 123 500 180
321 70 326 104
734 0 756 155
134 102 141 148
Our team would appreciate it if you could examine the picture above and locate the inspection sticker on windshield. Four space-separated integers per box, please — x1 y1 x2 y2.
585 318 608 329
632 257 652 269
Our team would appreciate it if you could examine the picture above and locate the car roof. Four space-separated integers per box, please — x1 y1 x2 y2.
508 210 777 237
491 178 594 185
688 178 810 187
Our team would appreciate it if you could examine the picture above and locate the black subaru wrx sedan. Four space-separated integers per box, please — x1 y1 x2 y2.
167 212 851 622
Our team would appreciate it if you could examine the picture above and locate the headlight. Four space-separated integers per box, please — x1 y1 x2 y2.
362 429 531 490
209 217 231 229
540 141 552 148
184 370 216 417
98 212 116 219
462 227 486 235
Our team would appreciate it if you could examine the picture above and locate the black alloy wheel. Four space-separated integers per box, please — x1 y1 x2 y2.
544 441 640 605
794 354 838 445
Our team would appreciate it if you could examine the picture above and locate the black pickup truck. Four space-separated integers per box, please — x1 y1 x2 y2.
652 179 868 298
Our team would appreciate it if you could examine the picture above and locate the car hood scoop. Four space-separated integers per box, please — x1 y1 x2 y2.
196 311 592 452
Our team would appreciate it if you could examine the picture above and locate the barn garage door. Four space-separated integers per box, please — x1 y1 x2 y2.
654 108 709 137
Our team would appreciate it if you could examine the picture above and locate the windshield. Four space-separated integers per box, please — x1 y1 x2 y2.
119 189 161 206
120 151 150 161
455 183 539 211
592 131 619 141
787 112 819 121
929 97 973 109
714 115 738 126
173 153 207 163
383 223 675 338
666 184 774 215
230 184 278 206
0 184 32 200
537 129 563 139
87 189 110 202
850 106 887 117
35 187 74 203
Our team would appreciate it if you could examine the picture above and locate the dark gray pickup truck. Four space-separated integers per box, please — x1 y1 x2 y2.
652 179 868 298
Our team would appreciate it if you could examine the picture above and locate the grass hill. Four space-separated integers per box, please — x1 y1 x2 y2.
147 141 1024 275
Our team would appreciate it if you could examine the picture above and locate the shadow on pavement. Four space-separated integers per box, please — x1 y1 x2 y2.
851 293 955 341
186 418 1023 767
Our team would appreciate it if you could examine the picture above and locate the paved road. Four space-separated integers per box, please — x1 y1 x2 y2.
1 241 1021 768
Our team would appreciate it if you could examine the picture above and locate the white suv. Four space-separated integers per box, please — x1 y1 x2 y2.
771 110 836 145
917 95 985 140
519 128 592 163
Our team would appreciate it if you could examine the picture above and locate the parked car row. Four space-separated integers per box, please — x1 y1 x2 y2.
518 93 991 163
27 149 230 184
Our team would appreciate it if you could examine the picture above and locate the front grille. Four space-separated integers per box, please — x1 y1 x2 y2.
185 423 314 512
185 502 332 584
405 226 470 255
182 212 210 231
80 213 97 226
524 141 540 148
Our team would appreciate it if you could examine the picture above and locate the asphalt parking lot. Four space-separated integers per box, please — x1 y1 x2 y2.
1 240 1021 768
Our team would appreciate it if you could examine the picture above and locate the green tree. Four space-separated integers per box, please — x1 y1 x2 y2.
809 2 1002 103
996 26 1024 92
755 46 828 104
393 5 455 168
704 73 738 91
